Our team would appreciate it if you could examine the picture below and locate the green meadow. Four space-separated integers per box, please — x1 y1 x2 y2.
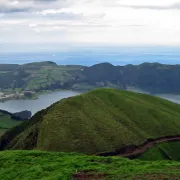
1 150 180 180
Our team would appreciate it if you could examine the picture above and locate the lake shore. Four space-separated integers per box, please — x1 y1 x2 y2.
0 90 81 115
0 91 37 102
0 88 88 102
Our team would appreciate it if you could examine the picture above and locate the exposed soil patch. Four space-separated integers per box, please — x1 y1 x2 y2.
97 135 180 159
72 171 108 180
133 173 179 180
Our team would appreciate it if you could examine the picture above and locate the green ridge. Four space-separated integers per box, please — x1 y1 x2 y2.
2 61 180 95
2 88 180 154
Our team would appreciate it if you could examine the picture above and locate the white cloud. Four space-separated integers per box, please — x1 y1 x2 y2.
29 23 37 27
36 9 62 15
8 1 19 6
1 0 180 46
33 28 41 33
119 0 177 6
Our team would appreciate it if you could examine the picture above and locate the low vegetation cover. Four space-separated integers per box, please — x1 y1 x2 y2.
2 88 180 155
0 150 180 180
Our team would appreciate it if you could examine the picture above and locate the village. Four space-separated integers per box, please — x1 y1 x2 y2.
0 91 35 101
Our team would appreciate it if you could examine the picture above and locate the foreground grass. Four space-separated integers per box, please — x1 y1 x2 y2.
1 150 180 180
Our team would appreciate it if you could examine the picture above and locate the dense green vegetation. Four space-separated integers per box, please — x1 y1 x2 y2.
1 61 180 94
1 150 180 180
2 88 180 154
139 141 180 161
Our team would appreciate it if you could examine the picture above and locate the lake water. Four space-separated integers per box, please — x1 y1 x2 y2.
0 91 80 115
0 89 180 114
0 90 180 116
155 94 180 104
128 88 180 105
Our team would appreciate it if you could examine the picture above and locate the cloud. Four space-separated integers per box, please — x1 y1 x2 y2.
0 1 32 13
119 2 180 10
9 1 19 6
0 0 71 14
2 0 180 48
29 23 37 27
1 7 31 13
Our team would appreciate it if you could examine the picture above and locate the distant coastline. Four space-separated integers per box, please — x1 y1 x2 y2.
0 61 180 103
0 89 84 102
0 91 37 102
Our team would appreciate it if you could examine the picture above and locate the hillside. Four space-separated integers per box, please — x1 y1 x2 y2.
2 88 180 154
0 110 26 136
0 150 180 180
0 61 84 93
1 62 180 96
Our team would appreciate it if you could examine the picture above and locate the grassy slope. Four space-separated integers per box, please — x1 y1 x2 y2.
37 88 180 153
139 141 180 161
3 88 180 154
1 150 180 180
0 111 23 136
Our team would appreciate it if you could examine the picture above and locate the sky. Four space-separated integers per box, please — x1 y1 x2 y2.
1 0 180 52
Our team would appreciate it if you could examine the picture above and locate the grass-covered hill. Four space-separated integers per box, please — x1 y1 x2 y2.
2 61 180 94
0 61 84 92
2 88 180 154
1 150 180 180
0 110 25 136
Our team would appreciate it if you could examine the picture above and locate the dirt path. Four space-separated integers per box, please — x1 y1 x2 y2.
97 135 180 159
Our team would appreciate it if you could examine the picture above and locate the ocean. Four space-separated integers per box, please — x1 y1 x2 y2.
1 46 180 65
